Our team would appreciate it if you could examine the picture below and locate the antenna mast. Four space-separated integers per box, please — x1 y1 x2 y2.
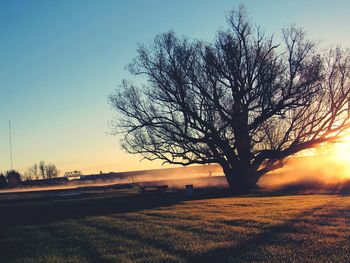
9 120 13 170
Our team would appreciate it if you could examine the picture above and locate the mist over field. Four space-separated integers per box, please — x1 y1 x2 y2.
4 154 350 195
0 165 225 194
259 154 350 193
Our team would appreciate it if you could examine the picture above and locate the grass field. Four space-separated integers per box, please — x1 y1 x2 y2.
1 187 350 262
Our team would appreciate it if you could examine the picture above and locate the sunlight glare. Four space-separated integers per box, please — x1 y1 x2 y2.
329 134 350 179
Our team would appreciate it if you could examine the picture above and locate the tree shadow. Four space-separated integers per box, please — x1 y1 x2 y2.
80 219 185 262
0 187 236 226
58 200 350 263
2 190 350 262
188 201 350 262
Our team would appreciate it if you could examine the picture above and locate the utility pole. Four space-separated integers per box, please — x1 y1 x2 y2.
9 120 13 170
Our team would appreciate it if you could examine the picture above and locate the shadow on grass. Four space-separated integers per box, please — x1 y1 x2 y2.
54 201 350 263
189 202 350 262
1 191 350 262
0 187 236 226
81 219 185 262
65 200 350 263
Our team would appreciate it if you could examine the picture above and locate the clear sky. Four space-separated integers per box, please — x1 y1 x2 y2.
1 0 350 175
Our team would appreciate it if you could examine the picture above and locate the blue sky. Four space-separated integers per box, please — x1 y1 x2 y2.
1 0 350 174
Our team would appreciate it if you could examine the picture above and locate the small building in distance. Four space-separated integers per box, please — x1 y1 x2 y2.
64 171 83 180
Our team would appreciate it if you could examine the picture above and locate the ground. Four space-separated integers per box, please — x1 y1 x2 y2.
0 186 350 262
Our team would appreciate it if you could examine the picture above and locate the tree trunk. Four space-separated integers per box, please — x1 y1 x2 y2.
224 167 260 194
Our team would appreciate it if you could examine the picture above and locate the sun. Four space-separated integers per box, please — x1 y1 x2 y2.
332 135 350 160
326 134 350 179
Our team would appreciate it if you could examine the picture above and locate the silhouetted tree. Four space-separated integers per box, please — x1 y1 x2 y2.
39 161 46 179
23 171 32 181
110 6 350 192
25 162 60 180
5 170 21 186
0 173 7 188
45 163 60 179
31 163 39 180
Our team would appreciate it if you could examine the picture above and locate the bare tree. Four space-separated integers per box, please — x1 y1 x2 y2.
25 163 39 180
26 162 60 180
109 6 350 192
45 163 60 179
33 163 39 180
39 161 46 180
23 171 32 181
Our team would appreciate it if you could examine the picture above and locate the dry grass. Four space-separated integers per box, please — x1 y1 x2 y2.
1 188 350 262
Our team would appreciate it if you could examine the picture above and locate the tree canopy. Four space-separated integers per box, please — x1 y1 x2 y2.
110 6 350 192
5 170 21 186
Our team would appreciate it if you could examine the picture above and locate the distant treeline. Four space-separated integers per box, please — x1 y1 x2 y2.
24 161 60 180
0 161 60 188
